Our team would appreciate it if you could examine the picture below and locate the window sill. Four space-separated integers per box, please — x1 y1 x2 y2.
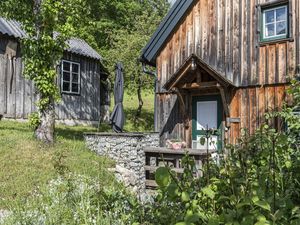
259 37 294 46
61 92 81 96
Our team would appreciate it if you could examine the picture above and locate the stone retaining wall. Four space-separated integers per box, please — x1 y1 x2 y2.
84 132 159 197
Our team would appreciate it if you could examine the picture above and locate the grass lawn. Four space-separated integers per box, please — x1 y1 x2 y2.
112 90 155 132
0 121 116 209
0 90 154 210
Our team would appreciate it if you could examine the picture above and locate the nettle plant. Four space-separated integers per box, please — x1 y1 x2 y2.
153 81 300 225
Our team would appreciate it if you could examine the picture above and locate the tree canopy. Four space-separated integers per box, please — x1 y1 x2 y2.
0 0 170 141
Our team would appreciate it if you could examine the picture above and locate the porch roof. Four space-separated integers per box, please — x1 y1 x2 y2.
163 54 236 91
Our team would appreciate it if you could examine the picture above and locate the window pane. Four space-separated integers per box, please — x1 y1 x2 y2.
276 21 287 35
72 63 79 73
197 101 218 130
72 83 79 93
63 62 70 71
276 7 287 21
63 72 70 82
265 10 275 23
63 82 70 92
265 24 275 37
72 73 79 83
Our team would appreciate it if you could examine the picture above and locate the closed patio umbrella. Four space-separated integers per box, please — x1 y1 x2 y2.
110 62 125 133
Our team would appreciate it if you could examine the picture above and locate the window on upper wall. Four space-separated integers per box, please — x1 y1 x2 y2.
61 60 80 95
261 4 289 42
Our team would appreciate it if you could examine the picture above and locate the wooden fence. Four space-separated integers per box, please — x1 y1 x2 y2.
144 147 213 188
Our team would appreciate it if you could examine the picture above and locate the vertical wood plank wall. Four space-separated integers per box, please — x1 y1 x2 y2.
56 52 102 122
228 85 289 144
0 55 37 118
157 0 299 89
154 0 299 145
0 50 102 122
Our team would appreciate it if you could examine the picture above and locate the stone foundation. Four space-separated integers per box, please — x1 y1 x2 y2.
84 132 159 197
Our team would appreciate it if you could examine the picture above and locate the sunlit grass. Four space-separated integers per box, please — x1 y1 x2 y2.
0 90 154 210
111 89 155 132
0 121 115 209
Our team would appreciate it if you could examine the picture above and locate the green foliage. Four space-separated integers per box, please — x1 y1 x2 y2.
28 112 41 130
1 0 169 119
0 120 115 209
150 81 300 225
105 8 165 92
1 0 88 111
4 174 140 225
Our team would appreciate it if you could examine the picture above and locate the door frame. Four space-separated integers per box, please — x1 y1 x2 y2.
192 95 223 150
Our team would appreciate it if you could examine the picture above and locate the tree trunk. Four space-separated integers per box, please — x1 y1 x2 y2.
35 97 55 143
136 76 143 118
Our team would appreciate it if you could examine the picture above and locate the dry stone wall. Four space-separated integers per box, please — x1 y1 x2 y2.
84 133 159 198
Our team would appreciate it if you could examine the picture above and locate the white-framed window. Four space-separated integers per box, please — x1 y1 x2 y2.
61 60 80 94
262 5 288 41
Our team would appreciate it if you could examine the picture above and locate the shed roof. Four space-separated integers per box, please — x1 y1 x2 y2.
0 17 102 61
140 0 196 66
0 18 26 38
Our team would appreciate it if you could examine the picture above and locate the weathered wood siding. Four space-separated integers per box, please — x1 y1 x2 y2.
0 54 38 118
56 52 102 122
228 84 289 144
0 38 102 122
157 0 299 89
154 0 299 145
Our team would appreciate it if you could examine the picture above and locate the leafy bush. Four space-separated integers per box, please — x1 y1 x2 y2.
151 81 300 225
28 112 40 130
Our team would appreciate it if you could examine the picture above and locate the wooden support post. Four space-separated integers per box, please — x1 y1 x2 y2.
173 87 190 128
217 84 230 118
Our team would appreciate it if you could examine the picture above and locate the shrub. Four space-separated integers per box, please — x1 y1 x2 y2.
28 112 40 130
4 174 144 225
151 81 300 225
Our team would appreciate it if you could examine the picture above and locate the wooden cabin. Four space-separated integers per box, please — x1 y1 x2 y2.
141 0 300 149
0 17 109 125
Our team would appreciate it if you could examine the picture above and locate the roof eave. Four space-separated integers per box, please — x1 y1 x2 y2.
141 0 197 67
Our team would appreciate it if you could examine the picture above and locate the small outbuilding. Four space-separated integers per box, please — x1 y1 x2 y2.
0 17 109 125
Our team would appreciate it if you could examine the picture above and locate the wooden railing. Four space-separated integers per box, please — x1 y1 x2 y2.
144 147 213 189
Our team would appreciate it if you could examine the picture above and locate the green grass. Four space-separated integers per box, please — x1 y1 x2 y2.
0 121 115 210
109 89 155 132
0 91 155 210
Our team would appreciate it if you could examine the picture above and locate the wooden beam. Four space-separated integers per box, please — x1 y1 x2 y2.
145 166 184 174
144 147 215 156
172 87 189 128
146 180 158 188
181 81 218 89
167 64 192 90
217 84 230 118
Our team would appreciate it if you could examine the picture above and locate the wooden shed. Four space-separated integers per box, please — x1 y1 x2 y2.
0 17 109 125
141 0 300 149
